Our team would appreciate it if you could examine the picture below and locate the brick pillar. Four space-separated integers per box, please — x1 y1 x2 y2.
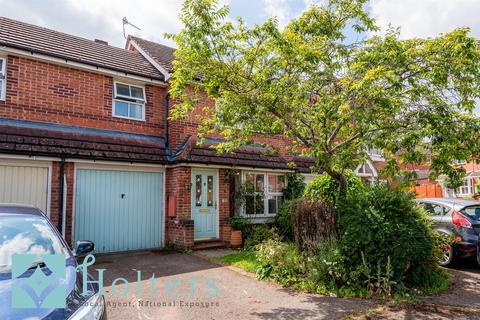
165 166 194 248
219 168 232 243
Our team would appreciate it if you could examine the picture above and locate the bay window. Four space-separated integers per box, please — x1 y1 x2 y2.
243 172 285 216
456 178 473 196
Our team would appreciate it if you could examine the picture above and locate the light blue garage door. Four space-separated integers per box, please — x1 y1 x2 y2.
74 169 163 253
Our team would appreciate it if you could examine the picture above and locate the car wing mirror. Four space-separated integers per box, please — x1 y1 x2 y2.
74 240 95 257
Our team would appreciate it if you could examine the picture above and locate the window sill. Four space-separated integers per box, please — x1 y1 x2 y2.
112 114 146 122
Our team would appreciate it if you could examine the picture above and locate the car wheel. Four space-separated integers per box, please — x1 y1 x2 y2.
439 243 455 266
477 247 480 267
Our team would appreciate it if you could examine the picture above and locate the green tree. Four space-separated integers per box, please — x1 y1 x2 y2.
168 0 480 196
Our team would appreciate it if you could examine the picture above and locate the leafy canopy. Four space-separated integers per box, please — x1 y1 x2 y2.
168 0 480 185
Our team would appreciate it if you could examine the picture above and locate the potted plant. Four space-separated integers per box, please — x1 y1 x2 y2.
228 216 250 248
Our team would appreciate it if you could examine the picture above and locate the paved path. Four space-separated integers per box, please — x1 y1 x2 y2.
94 250 374 320
424 259 480 309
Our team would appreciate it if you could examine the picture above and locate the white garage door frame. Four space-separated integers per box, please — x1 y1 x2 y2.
72 161 166 249
0 156 52 217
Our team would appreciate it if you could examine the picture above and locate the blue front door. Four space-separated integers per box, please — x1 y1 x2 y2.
191 170 218 239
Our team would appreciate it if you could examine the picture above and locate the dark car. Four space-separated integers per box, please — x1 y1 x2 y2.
414 198 480 266
0 204 106 320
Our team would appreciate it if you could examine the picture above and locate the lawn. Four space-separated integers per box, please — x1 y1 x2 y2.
218 250 260 273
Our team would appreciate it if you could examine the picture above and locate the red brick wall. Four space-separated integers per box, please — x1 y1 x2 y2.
166 166 192 219
168 90 296 157
50 161 74 247
1 55 166 136
218 168 232 242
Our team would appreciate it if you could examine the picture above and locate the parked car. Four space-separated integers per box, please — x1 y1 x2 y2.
414 198 480 266
0 204 106 320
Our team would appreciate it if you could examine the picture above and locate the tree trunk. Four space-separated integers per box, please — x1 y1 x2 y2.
323 167 347 202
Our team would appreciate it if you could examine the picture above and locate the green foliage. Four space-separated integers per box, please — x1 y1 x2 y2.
229 215 251 234
337 183 437 287
275 200 295 241
218 251 260 273
304 170 364 204
282 173 306 200
256 240 307 286
169 0 480 194
243 225 280 250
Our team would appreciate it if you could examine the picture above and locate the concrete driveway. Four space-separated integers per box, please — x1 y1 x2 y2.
93 251 374 320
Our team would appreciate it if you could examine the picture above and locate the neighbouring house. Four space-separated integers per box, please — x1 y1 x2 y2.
0 16 387 252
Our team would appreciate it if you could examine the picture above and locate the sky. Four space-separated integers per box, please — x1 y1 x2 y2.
1 0 480 49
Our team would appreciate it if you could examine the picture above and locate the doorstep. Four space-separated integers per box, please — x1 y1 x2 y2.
193 239 229 250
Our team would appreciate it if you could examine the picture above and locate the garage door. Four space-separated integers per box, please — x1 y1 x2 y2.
0 164 49 213
74 169 164 253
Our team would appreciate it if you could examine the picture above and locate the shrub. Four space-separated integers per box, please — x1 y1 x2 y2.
282 173 306 200
256 239 307 286
337 183 437 289
229 216 251 235
292 198 336 251
304 170 364 205
275 200 295 241
243 225 279 250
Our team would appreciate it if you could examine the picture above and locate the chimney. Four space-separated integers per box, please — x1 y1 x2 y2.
94 39 108 45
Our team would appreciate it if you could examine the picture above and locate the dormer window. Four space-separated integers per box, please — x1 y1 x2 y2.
0 58 6 101
113 82 145 121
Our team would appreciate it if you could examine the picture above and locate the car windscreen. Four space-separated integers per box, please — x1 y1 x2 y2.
0 214 67 272
461 205 480 221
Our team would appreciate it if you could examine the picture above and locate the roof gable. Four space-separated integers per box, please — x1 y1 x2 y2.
127 36 175 74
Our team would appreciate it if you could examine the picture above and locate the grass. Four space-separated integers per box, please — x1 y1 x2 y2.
215 248 450 302
218 250 260 273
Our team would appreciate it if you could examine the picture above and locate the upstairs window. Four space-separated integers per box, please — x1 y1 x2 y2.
113 82 145 121
0 58 6 101
456 178 473 196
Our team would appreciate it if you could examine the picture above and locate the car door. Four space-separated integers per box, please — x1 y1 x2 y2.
420 201 447 230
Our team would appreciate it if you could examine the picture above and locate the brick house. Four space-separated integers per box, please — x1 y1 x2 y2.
0 17 308 251
0 17 385 252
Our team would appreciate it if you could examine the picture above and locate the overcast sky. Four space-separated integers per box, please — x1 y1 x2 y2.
1 0 479 49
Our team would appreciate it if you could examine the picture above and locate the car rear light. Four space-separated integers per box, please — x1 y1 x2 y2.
452 211 473 229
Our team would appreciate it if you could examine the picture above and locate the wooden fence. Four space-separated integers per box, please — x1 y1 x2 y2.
410 184 443 198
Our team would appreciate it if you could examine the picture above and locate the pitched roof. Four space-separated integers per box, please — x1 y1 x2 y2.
292 156 323 174
172 136 291 170
128 36 175 72
0 16 164 81
0 119 168 163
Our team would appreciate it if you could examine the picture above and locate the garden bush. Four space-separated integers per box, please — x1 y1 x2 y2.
304 170 364 204
337 183 438 291
256 239 307 286
275 200 295 241
243 225 279 250
229 215 251 235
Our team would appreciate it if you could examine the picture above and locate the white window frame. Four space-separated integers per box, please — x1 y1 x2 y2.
112 81 146 121
241 171 286 218
456 178 473 196
0 57 6 101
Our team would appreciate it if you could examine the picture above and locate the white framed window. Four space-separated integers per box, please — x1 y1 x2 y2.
0 57 6 101
456 178 473 196
113 82 145 121
242 172 285 217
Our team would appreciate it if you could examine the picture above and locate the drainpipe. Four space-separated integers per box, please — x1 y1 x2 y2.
164 93 170 151
58 158 65 235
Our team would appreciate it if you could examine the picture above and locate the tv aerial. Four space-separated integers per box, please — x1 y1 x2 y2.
122 17 141 39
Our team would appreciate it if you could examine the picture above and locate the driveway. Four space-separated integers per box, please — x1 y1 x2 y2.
93 251 374 320
424 259 480 309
